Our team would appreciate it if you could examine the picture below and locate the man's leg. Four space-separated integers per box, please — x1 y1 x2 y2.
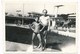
37 34 43 51
41 26 48 50
43 30 47 50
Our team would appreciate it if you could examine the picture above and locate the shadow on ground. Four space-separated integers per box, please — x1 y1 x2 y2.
6 26 75 51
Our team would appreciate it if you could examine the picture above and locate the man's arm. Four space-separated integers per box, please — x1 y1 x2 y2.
47 17 50 31
40 25 45 32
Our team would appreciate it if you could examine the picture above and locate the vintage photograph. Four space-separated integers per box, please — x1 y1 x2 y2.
5 0 76 53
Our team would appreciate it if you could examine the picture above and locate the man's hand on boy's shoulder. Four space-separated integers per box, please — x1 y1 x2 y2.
32 22 35 24
29 24 32 28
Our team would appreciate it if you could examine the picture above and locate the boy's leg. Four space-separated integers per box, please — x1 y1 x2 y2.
32 33 36 49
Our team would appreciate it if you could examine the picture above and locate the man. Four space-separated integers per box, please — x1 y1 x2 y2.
39 9 50 50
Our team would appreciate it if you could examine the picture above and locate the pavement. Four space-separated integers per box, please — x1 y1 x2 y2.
6 41 76 53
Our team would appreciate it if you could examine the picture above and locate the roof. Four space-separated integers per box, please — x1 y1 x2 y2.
6 16 35 20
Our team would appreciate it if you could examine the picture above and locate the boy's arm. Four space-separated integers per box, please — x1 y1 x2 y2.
31 26 34 31
29 22 34 31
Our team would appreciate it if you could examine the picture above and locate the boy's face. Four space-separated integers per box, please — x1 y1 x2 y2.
35 18 38 22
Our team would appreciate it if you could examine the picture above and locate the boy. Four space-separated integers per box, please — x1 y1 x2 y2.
29 17 45 51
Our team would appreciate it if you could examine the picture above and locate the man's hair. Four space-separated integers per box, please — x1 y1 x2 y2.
42 9 48 13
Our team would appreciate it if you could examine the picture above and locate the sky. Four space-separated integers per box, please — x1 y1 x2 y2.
5 0 77 16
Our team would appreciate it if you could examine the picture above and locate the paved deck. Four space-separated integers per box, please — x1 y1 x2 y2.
6 41 76 52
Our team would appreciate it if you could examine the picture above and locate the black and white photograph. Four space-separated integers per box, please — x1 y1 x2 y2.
5 0 76 53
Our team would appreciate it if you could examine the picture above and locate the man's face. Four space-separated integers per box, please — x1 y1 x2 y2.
43 12 47 16
42 10 47 16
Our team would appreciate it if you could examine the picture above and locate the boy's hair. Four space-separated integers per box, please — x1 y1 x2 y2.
35 17 39 23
